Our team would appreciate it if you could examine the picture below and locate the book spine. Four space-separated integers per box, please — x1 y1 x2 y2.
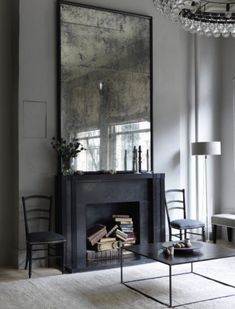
115 218 133 223
106 224 118 237
86 249 119 261
116 229 128 238
125 238 136 242
116 234 127 242
123 243 134 247
121 228 134 233
88 229 107 241
97 241 118 251
89 229 107 246
87 226 106 242
120 224 133 228
124 239 136 244
125 232 136 238
112 214 130 218
86 249 134 261
99 237 116 243
119 221 133 224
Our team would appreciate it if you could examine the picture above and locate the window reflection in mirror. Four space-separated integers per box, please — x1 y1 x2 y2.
75 121 150 172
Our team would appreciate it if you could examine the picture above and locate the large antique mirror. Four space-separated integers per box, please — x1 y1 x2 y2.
58 1 152 172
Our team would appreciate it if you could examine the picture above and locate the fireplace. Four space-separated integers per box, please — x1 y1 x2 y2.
56 173 165 272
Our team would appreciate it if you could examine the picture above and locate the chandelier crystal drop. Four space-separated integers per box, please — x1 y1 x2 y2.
153 1 235 37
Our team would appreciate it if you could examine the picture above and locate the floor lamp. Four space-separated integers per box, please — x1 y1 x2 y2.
192 141 221 240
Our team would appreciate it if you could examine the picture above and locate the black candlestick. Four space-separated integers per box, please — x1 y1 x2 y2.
146 149 149 172
138 145 142 173
124 150 127 171
133 146 137 172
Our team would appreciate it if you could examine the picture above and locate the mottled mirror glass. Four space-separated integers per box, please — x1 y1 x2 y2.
59 2 152 172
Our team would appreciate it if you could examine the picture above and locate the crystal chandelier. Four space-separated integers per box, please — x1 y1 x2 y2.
153 1 235 37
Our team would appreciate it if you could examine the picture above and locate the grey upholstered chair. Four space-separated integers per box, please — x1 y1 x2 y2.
22 195 66 278
165 189 205 241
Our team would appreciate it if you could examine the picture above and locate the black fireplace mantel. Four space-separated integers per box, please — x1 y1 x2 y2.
56 173 165 272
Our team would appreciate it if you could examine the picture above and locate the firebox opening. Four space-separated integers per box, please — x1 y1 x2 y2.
86 202 140 262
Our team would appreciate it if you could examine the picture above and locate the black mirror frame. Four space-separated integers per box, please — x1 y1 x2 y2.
56 0 153 174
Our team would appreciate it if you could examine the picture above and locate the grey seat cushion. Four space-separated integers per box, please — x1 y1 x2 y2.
27 231 66 244
171 219 205 229
211 214 235 228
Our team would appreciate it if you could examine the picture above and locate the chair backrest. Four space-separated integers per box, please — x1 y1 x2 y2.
165 189 186 225
22 195 52 236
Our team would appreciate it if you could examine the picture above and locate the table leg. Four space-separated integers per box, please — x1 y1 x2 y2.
191 262 193 273
212 224 217 243
169 265 172 307
227 227 233 242
120 246 123 283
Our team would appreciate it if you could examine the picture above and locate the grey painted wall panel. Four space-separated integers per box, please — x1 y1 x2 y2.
23 101 47 138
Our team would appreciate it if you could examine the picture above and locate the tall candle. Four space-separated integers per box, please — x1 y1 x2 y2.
147 149 149 172
133 146 137 172
124 150 127 171
138 145 142 173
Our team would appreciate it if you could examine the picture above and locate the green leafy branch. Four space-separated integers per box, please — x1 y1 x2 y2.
51 137 86 161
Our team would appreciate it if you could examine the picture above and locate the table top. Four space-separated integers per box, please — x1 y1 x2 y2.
123 242 235 266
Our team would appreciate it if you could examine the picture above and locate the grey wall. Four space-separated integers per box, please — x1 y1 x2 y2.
0 0 18 266
16 0 191 266
18 0 58 264
153 11 190 189
215 37 235 241
221 39 235 214
0 0 223 266
189 36 222 224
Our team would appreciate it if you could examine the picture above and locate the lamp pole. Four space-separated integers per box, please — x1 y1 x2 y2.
192 141 221 241
204 155 209 240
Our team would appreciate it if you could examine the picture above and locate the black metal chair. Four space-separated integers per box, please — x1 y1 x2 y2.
22 195 66 278
165 189 205 241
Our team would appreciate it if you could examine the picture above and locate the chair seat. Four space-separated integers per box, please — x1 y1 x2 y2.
211 214 235 228
171 219 205 229
27 231 66 244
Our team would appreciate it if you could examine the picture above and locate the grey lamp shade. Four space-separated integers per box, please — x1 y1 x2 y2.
192 141 221 156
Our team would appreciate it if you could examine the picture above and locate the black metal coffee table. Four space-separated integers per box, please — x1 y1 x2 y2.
120 242 235 308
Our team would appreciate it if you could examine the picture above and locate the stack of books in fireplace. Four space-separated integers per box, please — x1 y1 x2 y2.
86 214 136 261
113 214 136 247
87 224 118 251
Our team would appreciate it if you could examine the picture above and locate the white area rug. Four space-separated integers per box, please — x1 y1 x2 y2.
1 258 235 308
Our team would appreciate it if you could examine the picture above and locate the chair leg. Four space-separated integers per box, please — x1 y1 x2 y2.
48 245 50 268
202 226 206 242
184 229 187 240
179 230 182 240
28 244 32 278
61 242 65 274
169 227 172 241
24 244 29 270
227 227 233 242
